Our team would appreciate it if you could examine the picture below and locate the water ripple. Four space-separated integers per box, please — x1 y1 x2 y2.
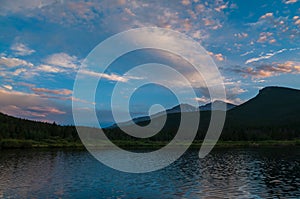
0 148 299 198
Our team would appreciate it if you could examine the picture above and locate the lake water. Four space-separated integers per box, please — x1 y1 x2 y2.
0 147 299 198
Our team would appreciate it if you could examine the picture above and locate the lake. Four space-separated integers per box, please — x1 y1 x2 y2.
0 147 299 198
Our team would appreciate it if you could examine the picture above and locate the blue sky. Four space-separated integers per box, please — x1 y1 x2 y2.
0 0 299 125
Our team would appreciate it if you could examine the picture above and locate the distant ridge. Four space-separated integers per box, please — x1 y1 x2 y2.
166 103 199 114
117 101 234 127
108 86 300 141
199 100 236 111
166 101 236 113
1 86 300 143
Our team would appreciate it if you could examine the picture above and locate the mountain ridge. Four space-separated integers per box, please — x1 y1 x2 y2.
1 86 300 144
108 86 300 141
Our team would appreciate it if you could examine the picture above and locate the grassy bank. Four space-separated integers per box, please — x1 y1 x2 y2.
113 139 300 149
0 138 83 149
1 138 300 149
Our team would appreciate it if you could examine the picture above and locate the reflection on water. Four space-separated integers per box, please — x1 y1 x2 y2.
0 148 299 198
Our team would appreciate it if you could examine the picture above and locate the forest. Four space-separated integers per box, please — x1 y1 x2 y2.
1 86 300 148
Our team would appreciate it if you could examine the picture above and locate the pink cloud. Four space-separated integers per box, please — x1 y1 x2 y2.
284 0 298 4
208 51 225 62
257 32 273 43
31 87 72 96
215 3 228 12
27 106 66 115
0 56 33 67
260 13 273 19
0 89 68 122
10 43 35 56
233 61 300 78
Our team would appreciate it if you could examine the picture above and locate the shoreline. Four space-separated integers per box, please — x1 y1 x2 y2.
1 139 300 150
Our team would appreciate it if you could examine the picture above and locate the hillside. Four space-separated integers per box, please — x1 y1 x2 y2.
107 86 300 141
0 112 80 148
1 86 300 148
220 87 300 140
227 87 300 126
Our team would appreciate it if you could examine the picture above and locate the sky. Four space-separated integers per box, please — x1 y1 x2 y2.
0 0 299 126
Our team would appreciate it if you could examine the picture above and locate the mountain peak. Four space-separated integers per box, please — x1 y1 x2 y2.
199 100 236 111
259 86 298 94
167 103 198 113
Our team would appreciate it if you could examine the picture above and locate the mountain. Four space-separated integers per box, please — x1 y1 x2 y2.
224 86 300 126
110 116 151 128
107 86 300 141
1 86 300 145
199 100 236 111
165 103 199 114
112 104 198 128
116 101 233 127
165 101 236 113
219 86 300 140
112 101 234 128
